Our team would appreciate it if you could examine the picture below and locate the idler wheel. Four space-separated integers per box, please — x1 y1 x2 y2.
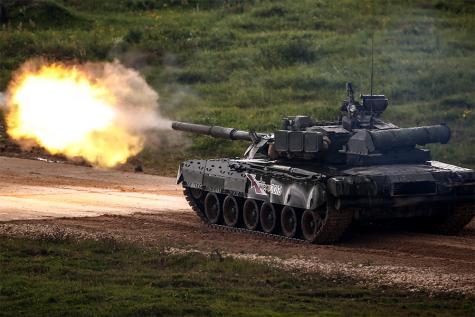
243 199 260 230
260 202 279 233
223 195 241 227
204 192 221 224
301 210 323 242
281 206 299 238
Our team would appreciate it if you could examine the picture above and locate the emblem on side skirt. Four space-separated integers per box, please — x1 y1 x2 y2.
245 173 282 196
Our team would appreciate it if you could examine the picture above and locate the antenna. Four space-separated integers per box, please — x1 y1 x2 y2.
370 32 374 96
369 0 375 96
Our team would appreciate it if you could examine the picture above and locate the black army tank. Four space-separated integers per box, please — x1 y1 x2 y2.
172 83 474 243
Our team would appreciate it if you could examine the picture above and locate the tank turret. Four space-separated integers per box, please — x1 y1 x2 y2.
173 83 452 165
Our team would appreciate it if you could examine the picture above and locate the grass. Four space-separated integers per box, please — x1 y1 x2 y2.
0 236 473 317
0 0 474 173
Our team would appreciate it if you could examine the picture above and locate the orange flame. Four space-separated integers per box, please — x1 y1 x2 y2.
6 62 144 167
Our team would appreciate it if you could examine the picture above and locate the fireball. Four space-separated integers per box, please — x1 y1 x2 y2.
5 62 143 168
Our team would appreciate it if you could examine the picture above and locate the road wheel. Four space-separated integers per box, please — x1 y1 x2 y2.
281 206 299 238
243 199 260 230
223 195 241 227
301 209 323 242
204 192 221 224
260 202 279 233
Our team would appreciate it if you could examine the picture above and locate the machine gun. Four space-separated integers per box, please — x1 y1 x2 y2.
340 82 389 130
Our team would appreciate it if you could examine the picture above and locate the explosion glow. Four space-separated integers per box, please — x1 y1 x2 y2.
5 61 150 168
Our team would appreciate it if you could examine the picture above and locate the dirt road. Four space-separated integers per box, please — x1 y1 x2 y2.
0 156 187 221
0 156 474 295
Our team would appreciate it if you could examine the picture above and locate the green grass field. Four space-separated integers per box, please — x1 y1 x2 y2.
1 2 474 314
0 237 473 317
0 0 474 174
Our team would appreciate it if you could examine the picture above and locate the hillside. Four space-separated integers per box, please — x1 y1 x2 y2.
0 0 474 173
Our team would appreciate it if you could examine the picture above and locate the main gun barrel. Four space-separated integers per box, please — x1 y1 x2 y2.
172 121 256 141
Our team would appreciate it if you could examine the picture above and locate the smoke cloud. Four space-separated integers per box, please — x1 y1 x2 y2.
4 58 173 167
81 60 171 132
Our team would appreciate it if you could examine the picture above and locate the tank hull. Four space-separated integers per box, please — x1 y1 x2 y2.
177 158 474 243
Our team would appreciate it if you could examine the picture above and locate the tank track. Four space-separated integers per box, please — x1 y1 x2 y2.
430 204 474 235
314 206 354 244
183 188 352 244
183 188 207 223
214 224 308 244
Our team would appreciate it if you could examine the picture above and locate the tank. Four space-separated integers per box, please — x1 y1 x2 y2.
172 83 474 243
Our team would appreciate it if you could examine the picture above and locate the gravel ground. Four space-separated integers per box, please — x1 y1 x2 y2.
1 217 473 296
